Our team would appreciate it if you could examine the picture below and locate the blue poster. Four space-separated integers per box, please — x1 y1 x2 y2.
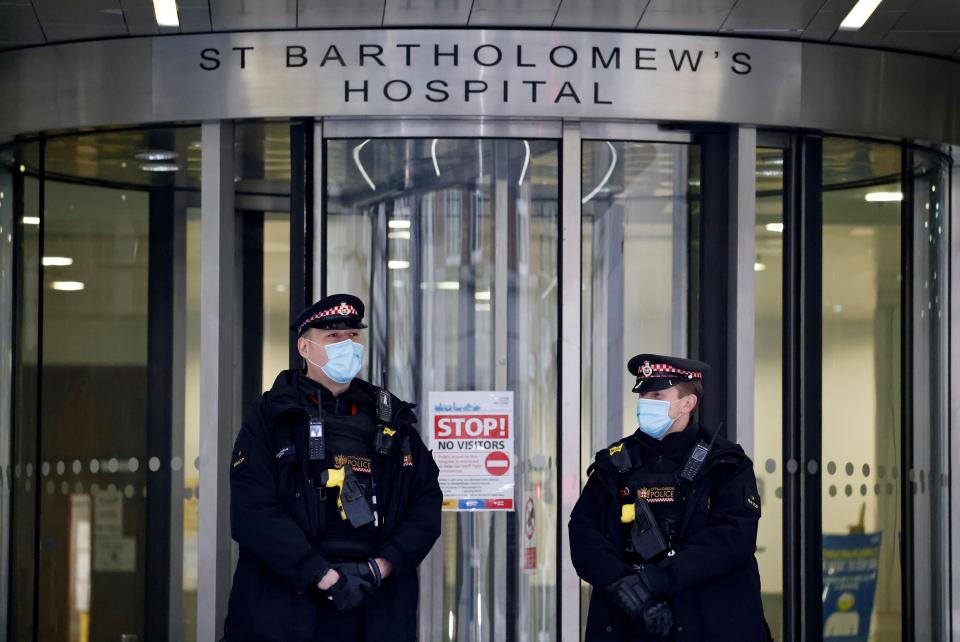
822 532 882 642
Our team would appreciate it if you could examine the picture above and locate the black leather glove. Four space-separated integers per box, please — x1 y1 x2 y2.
323 568 374 611
606 573 653 619
642 601 674 637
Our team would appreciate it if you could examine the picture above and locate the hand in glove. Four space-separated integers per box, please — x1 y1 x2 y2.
642 601 674 637
334 560 382 590
323 568 374 611
606 573 653 619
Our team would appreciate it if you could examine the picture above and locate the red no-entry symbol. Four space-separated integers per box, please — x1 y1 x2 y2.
485 451 510 476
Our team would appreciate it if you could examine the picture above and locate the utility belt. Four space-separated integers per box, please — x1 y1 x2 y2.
615 423 724 561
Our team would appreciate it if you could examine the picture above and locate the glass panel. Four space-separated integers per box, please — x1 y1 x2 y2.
263 211 291 386
754 147 784 639
9 128 201 641
821 138 901 642
908 150 950 641
579 140 699 639
38 177 152 640
234 121 292 395
325 137 560 642
0 146 18 635
9 144 41 640
184 205 202 642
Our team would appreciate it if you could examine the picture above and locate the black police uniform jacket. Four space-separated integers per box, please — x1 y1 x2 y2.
569 424 769 642
223 370 443 642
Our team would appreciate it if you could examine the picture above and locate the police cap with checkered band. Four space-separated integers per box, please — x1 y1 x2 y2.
627 353 710 393
291 294 368 335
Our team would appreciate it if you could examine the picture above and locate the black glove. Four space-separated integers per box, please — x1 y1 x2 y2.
642 602 674 637
606 573 653 619
323 568 374 611
334 560 382 590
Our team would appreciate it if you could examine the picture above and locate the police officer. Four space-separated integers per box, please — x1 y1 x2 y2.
223 294 443 642
569 354 770 642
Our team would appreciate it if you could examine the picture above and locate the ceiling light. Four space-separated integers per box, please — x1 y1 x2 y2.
388 260 410 270
475 303 492 312
437 281 460 290
839 0 883 31
353 139 376 191
153 0 179 27
22 216 40 225
42 257 74 267
582 141 618 204
189 141 202 150
134 149 179 162
51 281 84 291
431 139 441 177
475 291 491 301
388 231 411 240
754 263 767 272
139 162 181 173
518 140 531 186
765 223 784 233
388 220 411 229
864 191 903 202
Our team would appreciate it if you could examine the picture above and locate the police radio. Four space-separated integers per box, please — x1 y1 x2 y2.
376 368 392 423
374 369 396 456
308 398 325 461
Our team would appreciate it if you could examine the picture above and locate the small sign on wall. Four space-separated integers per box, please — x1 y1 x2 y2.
429 391 515 511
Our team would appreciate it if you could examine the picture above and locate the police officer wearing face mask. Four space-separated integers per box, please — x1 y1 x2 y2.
223 294 443 642
569 354 771 642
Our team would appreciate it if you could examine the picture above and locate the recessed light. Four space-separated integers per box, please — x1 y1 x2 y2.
839 0 883 31
51 281 84 291
436 281 460 290
134 150 179 162
42 257 74 266
388 220 411 229
388 260 410 270
153 0 179 27
765 223 784 233
475 291 491 301
139 162 181 173
388 231 412 240
754 263 767 272
864 192 903 202
22 216 40 225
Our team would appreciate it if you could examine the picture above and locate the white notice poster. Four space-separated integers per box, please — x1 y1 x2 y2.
428 391 515 511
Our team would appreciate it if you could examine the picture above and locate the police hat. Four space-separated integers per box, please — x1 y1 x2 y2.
291 294 368 335
627 354 709 393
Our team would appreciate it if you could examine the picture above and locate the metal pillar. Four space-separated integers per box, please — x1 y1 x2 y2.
559 121 582 642
197 120 237 642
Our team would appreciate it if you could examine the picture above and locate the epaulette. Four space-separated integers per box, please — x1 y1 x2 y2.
603 441 633 474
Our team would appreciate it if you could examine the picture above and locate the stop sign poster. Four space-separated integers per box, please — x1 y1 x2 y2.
428 391 515 512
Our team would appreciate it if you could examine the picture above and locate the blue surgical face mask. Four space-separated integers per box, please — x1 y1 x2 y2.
305 338 364 384
636 398 678 439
